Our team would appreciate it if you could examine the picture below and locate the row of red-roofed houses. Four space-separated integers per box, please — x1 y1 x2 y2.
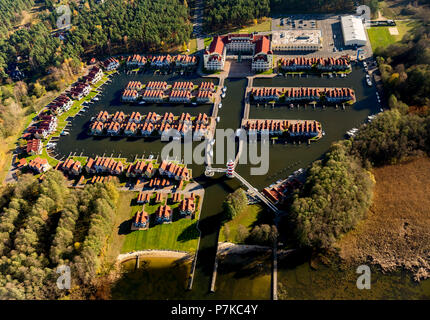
122 89 139 102
126 81 143 90
84 157 125 175
252 87 355 104
279 57 351 72
324 88 356 103
91 119 209 138
55 158 83 176
90 111 210 138
95 111 197 124
243 119 322 138
55 156 190 181
126 161 155 178
126 54 147 67
150 54 198 68
159 160 190 181
148 177 173 189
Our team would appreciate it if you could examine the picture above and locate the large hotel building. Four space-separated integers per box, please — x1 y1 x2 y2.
203 34 273 72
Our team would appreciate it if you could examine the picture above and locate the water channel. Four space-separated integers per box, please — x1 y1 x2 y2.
55 65 430 299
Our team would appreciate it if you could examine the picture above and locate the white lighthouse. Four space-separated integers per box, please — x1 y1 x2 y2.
226 159 235 178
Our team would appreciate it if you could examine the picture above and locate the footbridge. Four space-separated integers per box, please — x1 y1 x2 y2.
204 164 281 215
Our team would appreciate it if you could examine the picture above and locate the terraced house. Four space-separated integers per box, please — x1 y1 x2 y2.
125 161 154 178
131 210 149 230
103 57 119 71
126 54 147 67
279 56 351 72
121 89 139 102
137 191 152 204
28 157 50 174
173 54 197 68
179 196 196 217
46 94 73 115
70 82 91 100
252 88 282 102
156 205 173 224
55 158 82 176
159 160 191 181
26 139 42 155
83 66 103 84
243 119 322 138
85 157 124 175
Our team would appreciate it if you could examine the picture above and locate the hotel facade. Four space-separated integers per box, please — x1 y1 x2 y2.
204 34 273 72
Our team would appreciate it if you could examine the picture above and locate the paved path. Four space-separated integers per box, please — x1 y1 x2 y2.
193 0 205 51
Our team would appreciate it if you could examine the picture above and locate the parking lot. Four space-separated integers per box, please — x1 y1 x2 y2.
271 14 373 59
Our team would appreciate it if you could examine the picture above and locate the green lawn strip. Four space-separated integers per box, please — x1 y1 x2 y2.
204 37 213 48
237 18 272 33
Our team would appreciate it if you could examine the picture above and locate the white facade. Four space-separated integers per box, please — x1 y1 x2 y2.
341 15 367 46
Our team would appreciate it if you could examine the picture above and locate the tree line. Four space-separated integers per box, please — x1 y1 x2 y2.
0 171 119 299
204 0 270 32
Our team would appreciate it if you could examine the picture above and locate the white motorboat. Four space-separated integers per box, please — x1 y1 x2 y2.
218 103 222 109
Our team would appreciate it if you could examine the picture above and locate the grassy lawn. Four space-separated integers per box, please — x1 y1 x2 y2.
237 18 272 33
204 37 213 48
187 38 198 54
219 204 265 244
121 192 200 253
368 27 396 50
368 20 418 51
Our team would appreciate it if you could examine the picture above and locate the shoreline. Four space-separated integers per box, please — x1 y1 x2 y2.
117 249 194 264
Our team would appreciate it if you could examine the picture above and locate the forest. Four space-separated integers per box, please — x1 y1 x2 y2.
0 0 35 39
0 171 119 299
204 0 270 32
203 0 380 32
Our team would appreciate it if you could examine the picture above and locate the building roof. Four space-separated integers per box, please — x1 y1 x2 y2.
341 15 367 44
208 36 225 55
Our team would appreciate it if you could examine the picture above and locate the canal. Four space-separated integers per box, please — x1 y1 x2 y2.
56 65 429 299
